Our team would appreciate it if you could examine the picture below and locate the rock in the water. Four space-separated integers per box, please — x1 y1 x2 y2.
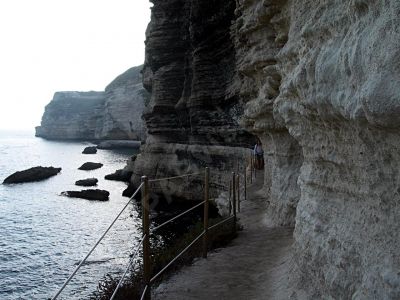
78 162 103 170
122 184 136 198
97 140 141 149
61 189 109 201
3 166 61 184
35 66 149 141
75 178 98 186
82 146 97 154
105 169 132 182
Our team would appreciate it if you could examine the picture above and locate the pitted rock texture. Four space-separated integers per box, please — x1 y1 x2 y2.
35 66 149 141
273 1 400 298
137 0 400 299
233 0 303 227
133 0 255 202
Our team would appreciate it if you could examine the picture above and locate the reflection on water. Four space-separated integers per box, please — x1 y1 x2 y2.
0 132 141 299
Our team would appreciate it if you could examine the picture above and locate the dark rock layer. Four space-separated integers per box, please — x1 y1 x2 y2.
78 162 103 171
132 0 255 201
82 146 97 154
61 189 109 201
3 166 61 184
75 178 98 187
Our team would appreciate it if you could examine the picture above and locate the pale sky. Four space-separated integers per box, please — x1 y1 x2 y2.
0 0 151 130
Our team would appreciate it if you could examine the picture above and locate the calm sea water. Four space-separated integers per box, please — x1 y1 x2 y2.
0 130 141 299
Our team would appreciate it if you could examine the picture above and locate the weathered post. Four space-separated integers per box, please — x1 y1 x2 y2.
244 165 247 201
202 167 210 258
237 174 240 212
141 176 151 300
250 153 253 184
228 180 232 215
232 172 236 231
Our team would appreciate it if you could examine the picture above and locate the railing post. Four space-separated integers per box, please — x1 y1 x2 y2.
232 172 236 231
237 174 240 212
141 176 151 300
250 153 253 184
202 167 209 258
244 164 247 201
228 180 232 215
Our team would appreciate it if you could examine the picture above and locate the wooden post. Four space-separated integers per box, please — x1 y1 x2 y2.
202 167 210 258
244 165 247 201
228 180 232 215
141 176 151 300
232 172 236 230
236 174 240 212
250 153 253 184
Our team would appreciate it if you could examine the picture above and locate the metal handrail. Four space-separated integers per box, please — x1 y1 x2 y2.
51 183 144 300
148 172 202 183
152 200 206 232
150 230 206 284
140 285 149 300
109 234 147 300
208 215 235 231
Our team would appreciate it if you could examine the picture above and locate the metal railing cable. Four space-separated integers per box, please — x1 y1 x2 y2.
150 230 206 284
109 234 147 300
148 172 202 183
51 183 144 300
208 215 235 231
140 285 149 300
152 200 206 232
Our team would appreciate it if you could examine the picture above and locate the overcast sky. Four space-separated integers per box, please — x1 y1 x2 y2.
0 0 151 130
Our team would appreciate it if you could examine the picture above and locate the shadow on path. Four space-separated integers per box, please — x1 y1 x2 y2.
153 170 294 300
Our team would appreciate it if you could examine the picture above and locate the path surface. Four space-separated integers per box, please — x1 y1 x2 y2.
153 171 294 300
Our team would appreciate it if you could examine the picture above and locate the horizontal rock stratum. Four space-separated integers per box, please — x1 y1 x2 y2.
35 65 149 141
130 0 400 298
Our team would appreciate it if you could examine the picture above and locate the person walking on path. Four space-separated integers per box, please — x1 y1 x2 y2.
253 139 264 170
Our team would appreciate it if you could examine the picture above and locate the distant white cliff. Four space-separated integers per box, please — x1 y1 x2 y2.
35 65 149 141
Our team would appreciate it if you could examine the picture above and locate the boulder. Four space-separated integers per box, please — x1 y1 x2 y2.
61 189 110 201
75 178 98 186
78 162 103 170
105 169 133 182
3 166 61 184
82 146 97 154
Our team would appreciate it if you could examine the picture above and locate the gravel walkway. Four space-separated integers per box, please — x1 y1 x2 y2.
153 171 294 300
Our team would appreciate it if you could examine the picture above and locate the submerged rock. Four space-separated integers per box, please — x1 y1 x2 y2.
61 189 109 201
78 162 103 170
82 146 97 154
3 166 61 184
105 169 132 182
75 178 98 186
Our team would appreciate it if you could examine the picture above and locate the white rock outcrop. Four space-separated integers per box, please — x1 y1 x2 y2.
36 65 149 141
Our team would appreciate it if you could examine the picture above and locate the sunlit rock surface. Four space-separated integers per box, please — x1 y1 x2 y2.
35 66 149 141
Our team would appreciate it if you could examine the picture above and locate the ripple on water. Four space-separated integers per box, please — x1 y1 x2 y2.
0 133 141 299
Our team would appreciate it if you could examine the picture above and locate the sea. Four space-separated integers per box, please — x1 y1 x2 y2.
0 130 142 299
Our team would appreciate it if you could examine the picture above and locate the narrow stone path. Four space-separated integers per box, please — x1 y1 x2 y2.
153 171 294 300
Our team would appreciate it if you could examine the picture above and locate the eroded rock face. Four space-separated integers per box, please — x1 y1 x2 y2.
35 66 149 141
132 0 400 298
233 0 303 227
35 91 106 140
273 1 400 298
132 0 255 202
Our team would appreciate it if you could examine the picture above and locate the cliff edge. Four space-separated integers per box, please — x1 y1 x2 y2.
35 65 149 141
131 0 400 298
